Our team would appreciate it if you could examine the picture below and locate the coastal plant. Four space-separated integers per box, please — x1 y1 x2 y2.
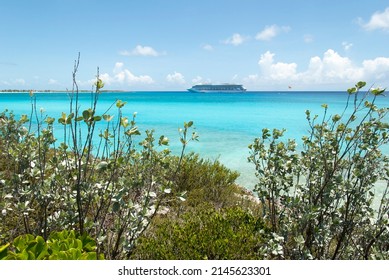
0 55 196 259
0 229 103 260
248 81 389 259
131 206 268 260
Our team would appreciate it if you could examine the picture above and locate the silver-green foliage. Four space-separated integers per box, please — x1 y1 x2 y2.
248 82 389 259
0 57 193 259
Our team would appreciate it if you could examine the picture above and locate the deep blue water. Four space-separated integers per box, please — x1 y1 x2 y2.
1 91 388 189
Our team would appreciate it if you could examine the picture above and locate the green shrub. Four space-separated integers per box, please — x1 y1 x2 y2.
0 57 198 259
131 206 268 260
0 229 104 260
248 82 389 259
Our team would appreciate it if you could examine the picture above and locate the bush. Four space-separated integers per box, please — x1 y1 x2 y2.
0 58 197 259
248 82 389 259
131 206 268 260
0 230 104 260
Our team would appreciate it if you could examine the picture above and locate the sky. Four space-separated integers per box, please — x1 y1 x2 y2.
1 0 389 91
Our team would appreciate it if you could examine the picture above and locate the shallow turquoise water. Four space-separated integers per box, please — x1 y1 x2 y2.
1 91 388 189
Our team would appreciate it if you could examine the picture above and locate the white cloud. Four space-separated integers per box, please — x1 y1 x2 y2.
48 78 58 85
191 76 211 84
0 78 26 87
360 7 389 31
304 34 314 43
166 72 185 84
192 76 203 84
99 62 154 86
256 25 290 41
244 49 389 89
202 44 214 51
342 41 353 51
362 56 389 79
119 45 165 57
223 33 247 46
14 78 26 85
257 51 297 80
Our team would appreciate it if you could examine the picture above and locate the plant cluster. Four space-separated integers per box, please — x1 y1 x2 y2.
0 230 103 260
131 206 268 260
1 58 388 261
248 82 389 259
0 57 196 259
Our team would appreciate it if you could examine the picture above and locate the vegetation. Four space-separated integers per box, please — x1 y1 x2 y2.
131 206 268 260
0 230 103 260
0 56 388 260
248 82 389 259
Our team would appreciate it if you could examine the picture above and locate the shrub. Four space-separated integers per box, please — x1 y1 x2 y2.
171 153 247 209
0 56 196 259
0 230 103 260
248 82 389 259
131 206 268 260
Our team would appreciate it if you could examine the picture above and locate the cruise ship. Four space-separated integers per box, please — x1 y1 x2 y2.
187 84 247 93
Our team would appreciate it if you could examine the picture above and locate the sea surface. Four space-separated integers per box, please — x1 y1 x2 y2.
1 90 388 191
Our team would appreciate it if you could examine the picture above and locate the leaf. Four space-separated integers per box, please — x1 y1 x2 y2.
163 188 171 194
112 201 120 212
125 127 141 136
120 117 129 128
347 87 357 94
371 87 386 96
0 243 10 259
82 109 92 120
103 114 114 121
93 115 102 122
355 81 366 89
116 100 127 108
158 135 169 146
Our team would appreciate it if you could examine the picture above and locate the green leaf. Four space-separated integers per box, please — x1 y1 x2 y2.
83 109 92 120
347 87 357 94
371 87 386 96
0 243 10 259
355 81 366 89
121 117 129 128
158 135 169 146
112 201 120 212
116 100 127 108
103 114 114 121
93 115 102 122
125 127 141 136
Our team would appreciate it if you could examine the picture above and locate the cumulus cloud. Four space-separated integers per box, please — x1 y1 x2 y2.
244 49 389 89
191 76 211 84
119 45 165 56
362 56 389 79
360 7 389 31
99 62 154 86
166 72 185 84
256 25 290 41
258 51 297 80
223 33 247 46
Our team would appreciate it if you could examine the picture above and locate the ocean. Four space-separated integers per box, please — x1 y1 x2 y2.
1 90 388 190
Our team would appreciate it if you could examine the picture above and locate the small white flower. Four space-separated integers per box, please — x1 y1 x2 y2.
1 209 6 216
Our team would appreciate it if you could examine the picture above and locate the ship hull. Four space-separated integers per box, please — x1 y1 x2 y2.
188 84 246 93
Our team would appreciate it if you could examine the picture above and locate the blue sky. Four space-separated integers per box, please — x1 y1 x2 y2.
1 0 389 91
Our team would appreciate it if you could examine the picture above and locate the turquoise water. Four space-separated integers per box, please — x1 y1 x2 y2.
1 91 388 189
